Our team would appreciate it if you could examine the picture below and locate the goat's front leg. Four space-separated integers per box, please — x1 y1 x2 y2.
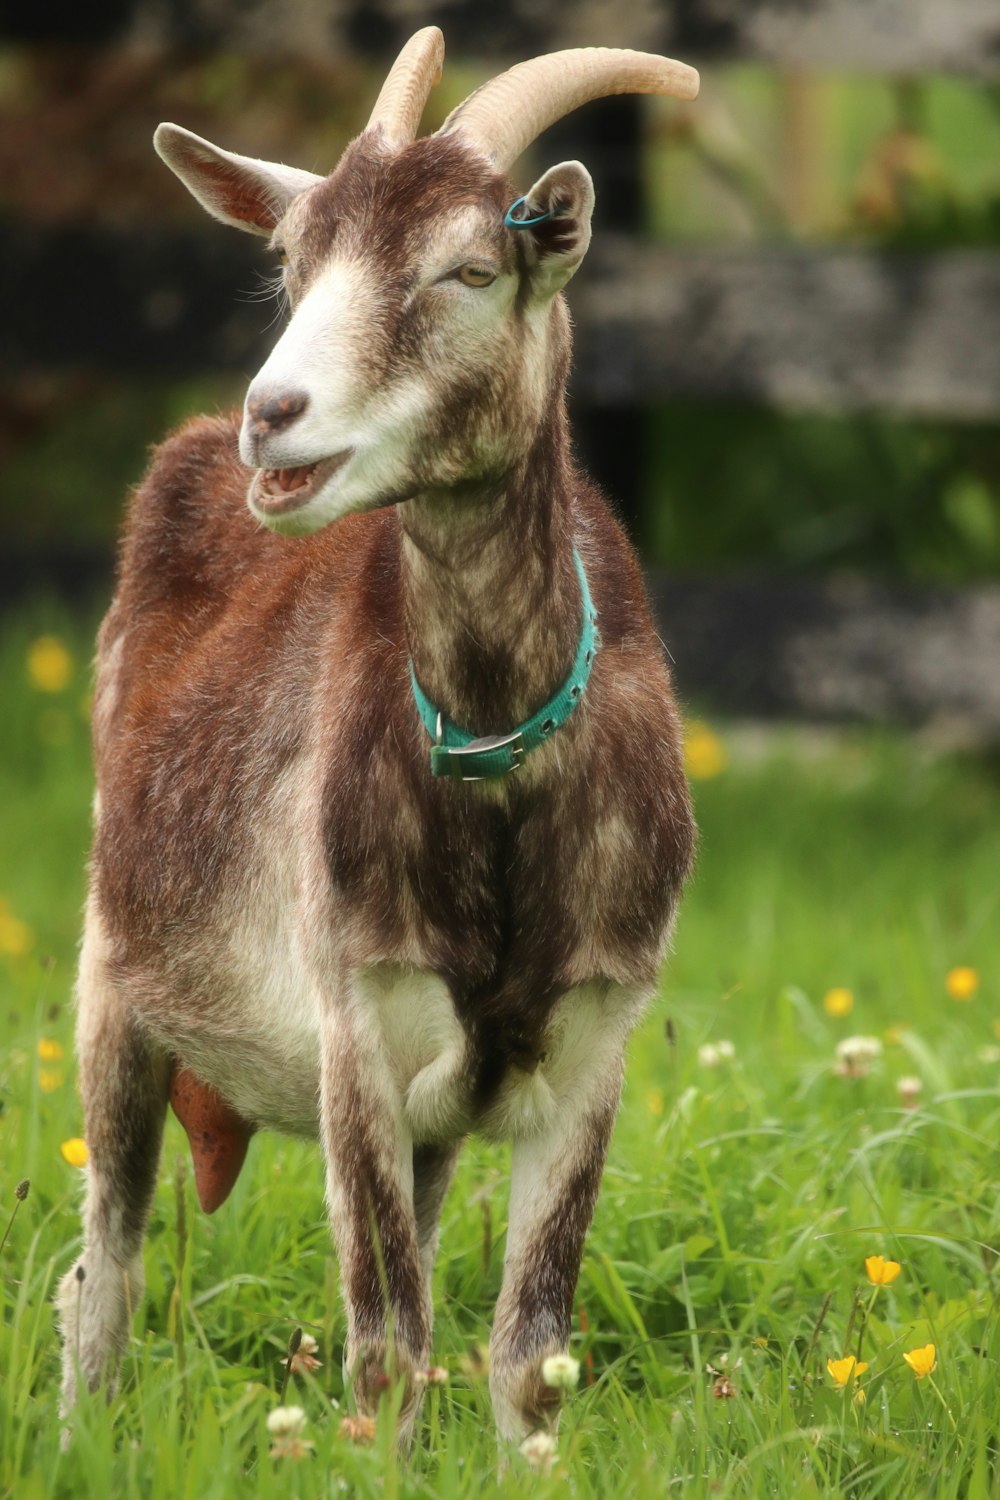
489 1095 617 1442
321 1007 429 1433
57 914 169 1420
490 990 637 1445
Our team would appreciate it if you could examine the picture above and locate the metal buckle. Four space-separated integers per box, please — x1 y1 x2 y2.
444 730 525 782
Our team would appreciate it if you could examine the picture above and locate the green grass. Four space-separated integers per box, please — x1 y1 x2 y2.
1 606 999 1498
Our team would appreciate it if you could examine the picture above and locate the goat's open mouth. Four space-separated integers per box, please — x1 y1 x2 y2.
251 450 353 516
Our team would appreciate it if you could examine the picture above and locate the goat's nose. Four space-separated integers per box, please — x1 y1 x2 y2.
245 388 310 436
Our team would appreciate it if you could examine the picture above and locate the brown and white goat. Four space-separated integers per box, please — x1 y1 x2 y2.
58 30 698 1445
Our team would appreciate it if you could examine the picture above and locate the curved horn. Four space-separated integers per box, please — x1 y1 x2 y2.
366 26 446 145
438 48 699 170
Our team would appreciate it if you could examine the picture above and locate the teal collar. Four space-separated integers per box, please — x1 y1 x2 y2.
409 547 599 781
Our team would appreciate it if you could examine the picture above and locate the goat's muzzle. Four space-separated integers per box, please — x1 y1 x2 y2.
246 388 310 438
250 450 353 517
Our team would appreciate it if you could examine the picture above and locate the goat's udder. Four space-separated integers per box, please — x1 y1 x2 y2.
168 1064 256 1213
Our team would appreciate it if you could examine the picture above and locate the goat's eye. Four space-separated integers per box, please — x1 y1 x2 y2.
274 247 289 267
457 264 496 288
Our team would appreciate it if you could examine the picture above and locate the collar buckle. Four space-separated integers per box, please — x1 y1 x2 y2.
431 730 525 782
411 545 597 783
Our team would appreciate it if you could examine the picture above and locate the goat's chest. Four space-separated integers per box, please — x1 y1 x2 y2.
358 963 644 1144
321 745 677 1077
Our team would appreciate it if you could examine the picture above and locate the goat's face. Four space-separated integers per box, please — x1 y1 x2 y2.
155 127 595 535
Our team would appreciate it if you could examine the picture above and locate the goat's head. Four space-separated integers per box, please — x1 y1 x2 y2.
154 31 698 535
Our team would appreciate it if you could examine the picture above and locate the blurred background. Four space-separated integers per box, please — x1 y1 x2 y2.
1 9 999 1410
3 0 1000 737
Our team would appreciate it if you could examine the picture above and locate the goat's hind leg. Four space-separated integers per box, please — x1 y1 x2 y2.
57 921 169 1418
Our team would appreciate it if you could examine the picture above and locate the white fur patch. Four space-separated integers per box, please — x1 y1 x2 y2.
337 970 646 1148
357 964 470 1141
492 980 642 1160
240 258 378 470
242 248 438 534
142 764 323 1134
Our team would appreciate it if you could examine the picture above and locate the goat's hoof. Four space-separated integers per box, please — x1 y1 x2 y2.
490 1351 565 1445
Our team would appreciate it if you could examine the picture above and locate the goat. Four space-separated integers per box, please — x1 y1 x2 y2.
57 29 698 1446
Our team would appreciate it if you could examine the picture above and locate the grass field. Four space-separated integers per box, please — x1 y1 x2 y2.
1 603 998 1498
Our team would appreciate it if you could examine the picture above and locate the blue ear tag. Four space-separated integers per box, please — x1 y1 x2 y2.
504 196 557 230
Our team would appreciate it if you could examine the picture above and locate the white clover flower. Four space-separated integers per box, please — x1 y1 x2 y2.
896 1074 923 1106
834 1035 883 1078
836 1035 882 1062
283 1332 322 1375
414 1365 449 1386
267 1405 307 1437
338 1414 376 1444
541 1353 580 1390
699 1040 735 1068
520 1429 558 1473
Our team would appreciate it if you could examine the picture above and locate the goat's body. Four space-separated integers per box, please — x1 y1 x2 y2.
59 41 700 1443
89 413 690 1146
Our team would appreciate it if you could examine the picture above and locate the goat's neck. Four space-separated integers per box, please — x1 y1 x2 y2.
400 420 581 736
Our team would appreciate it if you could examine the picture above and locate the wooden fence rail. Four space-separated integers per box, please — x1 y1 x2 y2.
651 571 1000 738
6 226 1000 421
575 241 1000 420
5 0 1000 77
4 4 999 733
4 542 998 741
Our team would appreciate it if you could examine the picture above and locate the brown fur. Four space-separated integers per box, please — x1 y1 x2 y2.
59 114 696 1449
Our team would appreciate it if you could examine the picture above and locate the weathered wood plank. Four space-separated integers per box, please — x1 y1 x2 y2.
5 0 1000 77
573 241 1000 420
7 224 1000 419
650 570 1000 740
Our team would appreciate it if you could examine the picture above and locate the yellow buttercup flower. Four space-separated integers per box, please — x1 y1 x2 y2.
823 987 854 1018
865 1254 901 1286
38 1068 65 1093
684 721 727 780
646 1087 664 1116
60 1138 89 1168
0 901 32 958
827 1355 869 1389
946 966 978 1001
903 1343 936 1379
26 636 72 694
37 1038 64 1062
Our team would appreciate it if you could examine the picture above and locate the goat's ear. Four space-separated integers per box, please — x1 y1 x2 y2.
154 123 323 236
515 160 595 295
